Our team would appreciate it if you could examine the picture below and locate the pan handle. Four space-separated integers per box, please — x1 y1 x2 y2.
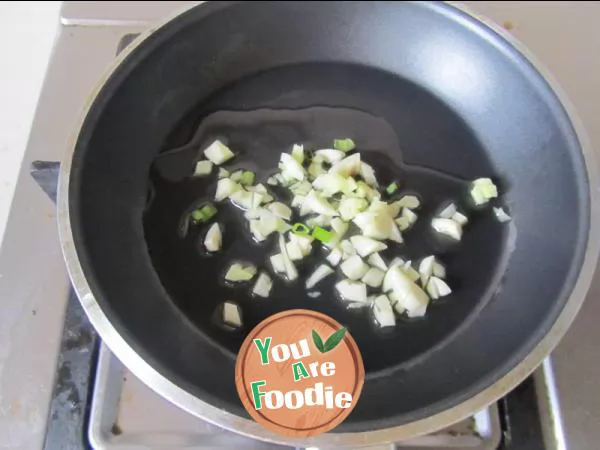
30 160 60 204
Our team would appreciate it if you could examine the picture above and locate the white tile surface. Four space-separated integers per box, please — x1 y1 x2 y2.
0 1 61 246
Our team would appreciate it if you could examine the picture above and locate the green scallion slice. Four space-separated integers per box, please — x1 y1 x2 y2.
240 171 255 186
333 138 356 152
386 182 399 195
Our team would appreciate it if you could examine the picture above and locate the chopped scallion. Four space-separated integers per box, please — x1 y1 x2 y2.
311 226 333 243
292 223 311 236
191 209 204 222
191 203 217 223
240 171 255 186
333 138 356 152
200 203 217 221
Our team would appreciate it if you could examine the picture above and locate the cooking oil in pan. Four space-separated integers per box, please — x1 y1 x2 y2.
144 106 511 374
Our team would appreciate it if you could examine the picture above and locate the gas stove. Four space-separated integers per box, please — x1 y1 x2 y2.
2 2 599 449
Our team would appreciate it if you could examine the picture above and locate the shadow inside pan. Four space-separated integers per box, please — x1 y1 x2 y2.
144 62 510 375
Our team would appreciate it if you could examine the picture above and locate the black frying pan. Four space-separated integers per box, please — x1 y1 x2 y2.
61 1 596 443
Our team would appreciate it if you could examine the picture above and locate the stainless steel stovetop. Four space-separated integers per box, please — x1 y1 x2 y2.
1 2 599 449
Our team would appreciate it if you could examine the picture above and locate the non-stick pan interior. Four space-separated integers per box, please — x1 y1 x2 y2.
145 62 508 375
68 1 589 430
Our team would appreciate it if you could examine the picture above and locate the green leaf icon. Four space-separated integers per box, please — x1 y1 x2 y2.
312 330 325 353
323 327 347 353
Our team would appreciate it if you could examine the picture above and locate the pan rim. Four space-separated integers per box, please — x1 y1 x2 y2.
57 1 600 446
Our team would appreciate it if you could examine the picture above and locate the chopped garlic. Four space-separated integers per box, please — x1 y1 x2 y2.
452 211 469 226
362 267 385 288
214 178 240 201
340 255 370 280
336 280 368 303
204 223 222 252
350 235 387 257
252 272 273 298
203 140 235 165
326 248 343 266
439 203 457 219
306 265 334 289
494 206 512 222
367 253 388 271
224 263 256 282
194 160 213 176
372 295 395 327
432 218 462 241
222 301 242 328
470 178 498 205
